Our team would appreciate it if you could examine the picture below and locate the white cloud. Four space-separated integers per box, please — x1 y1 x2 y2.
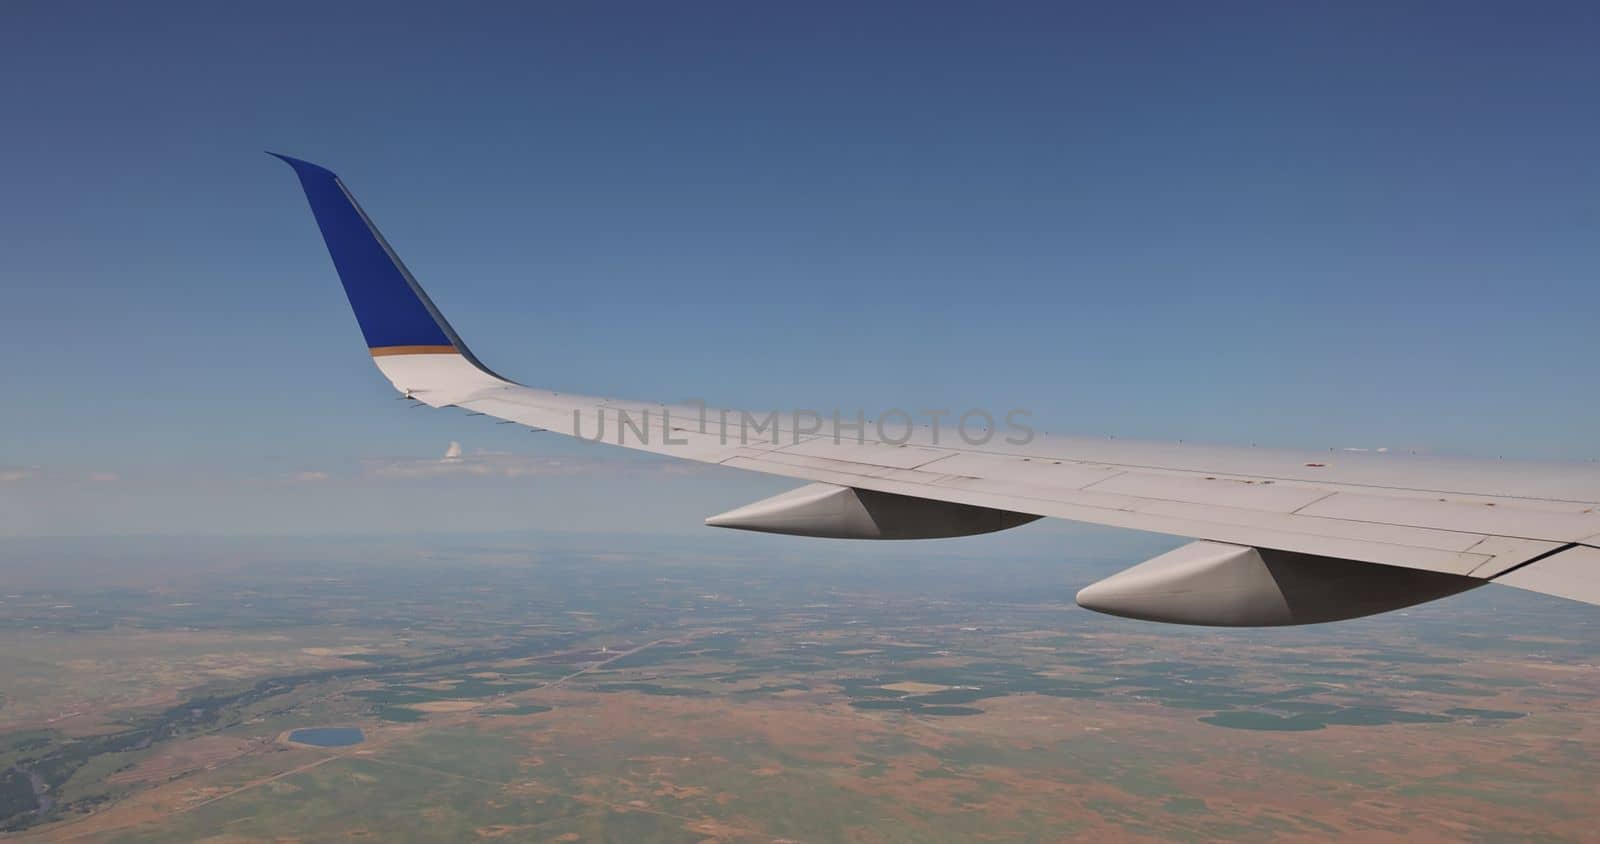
87 472 120 482
288 471 331 483
0 467 39 482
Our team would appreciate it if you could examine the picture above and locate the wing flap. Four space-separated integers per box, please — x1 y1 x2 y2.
1085 472 1334 513
1297 492 1600 544
776 438 955 470
1494 545 1600 605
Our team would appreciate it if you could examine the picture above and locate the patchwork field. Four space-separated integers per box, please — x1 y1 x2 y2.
0 537 1596 841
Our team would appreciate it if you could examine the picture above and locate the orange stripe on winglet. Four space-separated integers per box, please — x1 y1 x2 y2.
369 345 459 357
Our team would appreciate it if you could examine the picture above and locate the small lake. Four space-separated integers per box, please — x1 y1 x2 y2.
287 727 365 747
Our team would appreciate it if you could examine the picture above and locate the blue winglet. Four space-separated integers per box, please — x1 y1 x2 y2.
271 152 461 354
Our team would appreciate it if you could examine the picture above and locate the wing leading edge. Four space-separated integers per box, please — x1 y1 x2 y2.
272 154 1600 624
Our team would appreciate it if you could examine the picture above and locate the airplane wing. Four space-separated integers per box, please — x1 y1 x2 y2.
272 154 1600 627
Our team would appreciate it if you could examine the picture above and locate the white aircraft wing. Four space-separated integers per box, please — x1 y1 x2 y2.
273 154 1600 627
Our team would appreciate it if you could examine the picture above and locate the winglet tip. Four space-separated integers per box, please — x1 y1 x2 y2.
267 151 337 180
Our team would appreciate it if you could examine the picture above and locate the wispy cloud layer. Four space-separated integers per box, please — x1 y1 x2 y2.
365 447 699 481
0 467 120 484
273 442 718 485
288 471 331 483
0 447 757 539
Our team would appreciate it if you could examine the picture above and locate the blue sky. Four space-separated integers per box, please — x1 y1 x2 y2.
2 2 1597 538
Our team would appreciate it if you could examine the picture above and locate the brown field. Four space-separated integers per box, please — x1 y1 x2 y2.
405 700 485 713
879 681 951 694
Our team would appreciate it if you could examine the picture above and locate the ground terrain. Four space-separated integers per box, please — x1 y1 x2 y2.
0 534 1595 842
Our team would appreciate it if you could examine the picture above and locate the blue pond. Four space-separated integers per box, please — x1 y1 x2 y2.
287 727 365 747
